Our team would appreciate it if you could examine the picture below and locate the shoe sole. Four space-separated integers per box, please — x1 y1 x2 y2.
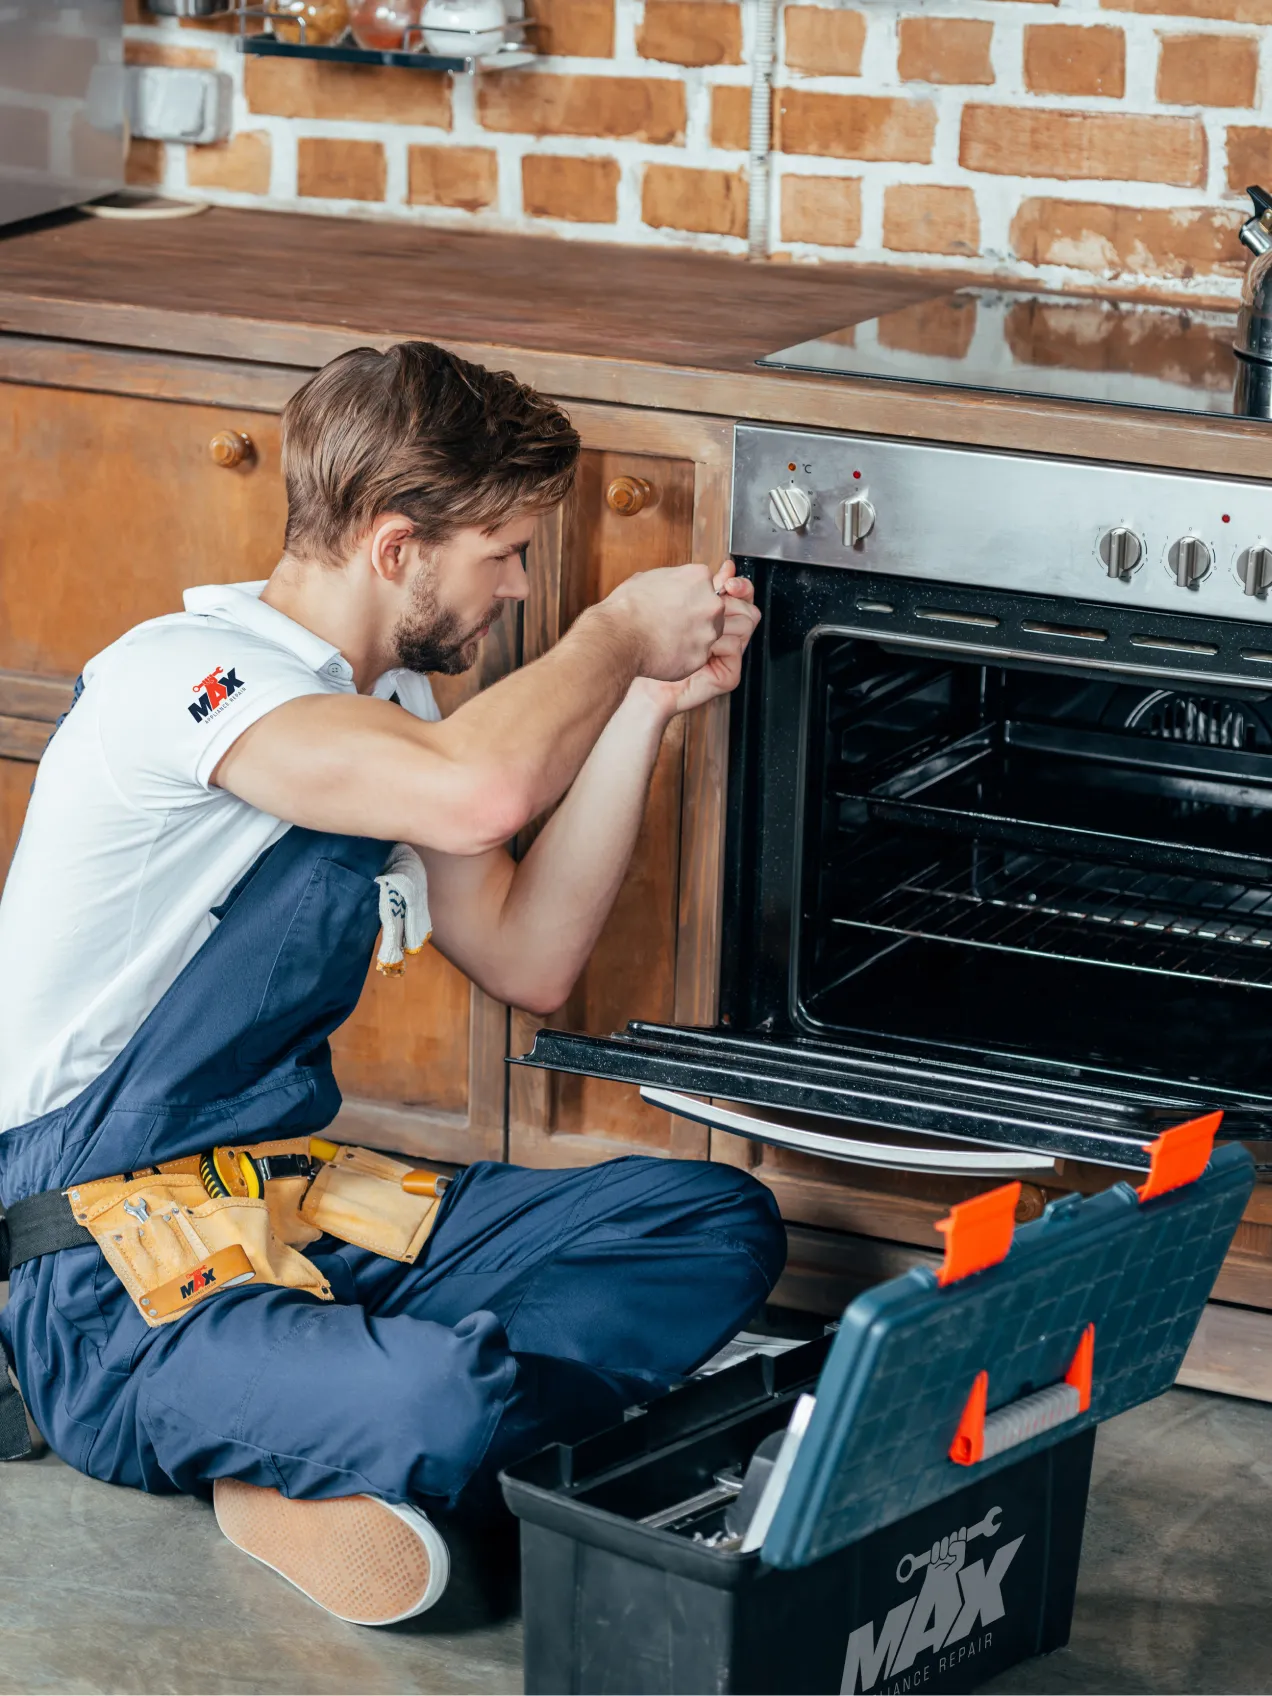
213 1478 448 1626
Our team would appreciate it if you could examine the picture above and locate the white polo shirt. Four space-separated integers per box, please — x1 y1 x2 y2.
0 582 440 1134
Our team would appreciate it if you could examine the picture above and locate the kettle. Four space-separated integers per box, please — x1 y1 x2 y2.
1235 185 1272 418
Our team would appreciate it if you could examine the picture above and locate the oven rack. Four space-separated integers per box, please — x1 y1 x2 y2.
832 849 1272 990
836 718 1272 886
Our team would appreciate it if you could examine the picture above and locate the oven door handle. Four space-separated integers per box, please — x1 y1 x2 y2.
640 1088 1057 1176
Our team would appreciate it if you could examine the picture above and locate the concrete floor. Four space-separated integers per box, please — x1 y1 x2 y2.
1 1386 1270 1695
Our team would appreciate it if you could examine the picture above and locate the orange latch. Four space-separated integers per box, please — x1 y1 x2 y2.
1065 1322 1095 1414
949 1370 988 1466
935 1182 1021 1286
1136 1111 1222 1203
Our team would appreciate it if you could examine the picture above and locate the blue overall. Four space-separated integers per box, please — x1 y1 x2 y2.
0 826 785 1507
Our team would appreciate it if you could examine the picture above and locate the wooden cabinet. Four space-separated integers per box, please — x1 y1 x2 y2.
0 376 287 873
0 755 35 883
506 410 733 1169
0 382 287 677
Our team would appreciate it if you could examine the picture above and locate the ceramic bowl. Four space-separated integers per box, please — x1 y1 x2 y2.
420 0 506 55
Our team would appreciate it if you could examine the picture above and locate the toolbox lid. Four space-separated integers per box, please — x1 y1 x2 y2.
761 1134 1253 1570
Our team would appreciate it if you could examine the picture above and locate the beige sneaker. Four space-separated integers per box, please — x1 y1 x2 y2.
213 1477 451 1626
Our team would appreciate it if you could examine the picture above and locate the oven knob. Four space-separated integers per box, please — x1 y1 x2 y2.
1239 544 1272 597
1098 526 1143 580
841 493 876 546
769 486 813 532
1169 535 1212 588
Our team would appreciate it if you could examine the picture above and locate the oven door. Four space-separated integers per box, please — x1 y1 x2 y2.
511 1019 1249 1171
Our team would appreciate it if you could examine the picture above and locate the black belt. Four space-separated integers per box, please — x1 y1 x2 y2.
0 1189 94 1280
0 1152 315 1280
0 1189 100 1462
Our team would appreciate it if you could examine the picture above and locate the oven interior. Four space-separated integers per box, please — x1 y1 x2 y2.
796 634 1272 1096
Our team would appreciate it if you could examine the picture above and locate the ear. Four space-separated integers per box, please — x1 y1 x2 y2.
367 514 419 585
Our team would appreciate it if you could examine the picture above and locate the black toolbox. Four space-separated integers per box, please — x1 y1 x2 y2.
502 1126 1253 1695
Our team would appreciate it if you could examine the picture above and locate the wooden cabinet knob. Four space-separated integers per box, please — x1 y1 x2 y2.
1014 1183 1048 1224
606 475 651 517
209 430 254 469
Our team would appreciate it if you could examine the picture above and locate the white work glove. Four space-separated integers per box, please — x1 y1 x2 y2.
374 843 432 975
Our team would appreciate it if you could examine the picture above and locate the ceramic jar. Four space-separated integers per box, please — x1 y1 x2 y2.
349 0 420 48
268 0 350 45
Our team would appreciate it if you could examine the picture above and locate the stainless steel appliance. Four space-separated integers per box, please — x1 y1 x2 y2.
758 292 1246 420
517 426 1272 1172
0 0 124 229
759 193 1272 424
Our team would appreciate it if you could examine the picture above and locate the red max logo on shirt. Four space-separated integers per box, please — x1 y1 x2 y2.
189 666 245 725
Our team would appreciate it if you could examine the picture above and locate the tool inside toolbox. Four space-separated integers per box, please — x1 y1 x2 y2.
554 1336 832 1547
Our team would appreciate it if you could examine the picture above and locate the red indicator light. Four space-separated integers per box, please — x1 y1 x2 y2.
853 470 862 480
1223 514 1231 523
788 462 797 472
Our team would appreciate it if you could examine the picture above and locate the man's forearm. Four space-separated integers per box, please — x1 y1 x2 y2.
438 603 642 831
482 682 673 1012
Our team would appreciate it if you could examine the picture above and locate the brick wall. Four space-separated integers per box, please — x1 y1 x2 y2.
124 0 1272 301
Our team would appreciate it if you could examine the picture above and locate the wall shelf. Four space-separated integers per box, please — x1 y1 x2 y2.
232 10 535 72
239 34 533 71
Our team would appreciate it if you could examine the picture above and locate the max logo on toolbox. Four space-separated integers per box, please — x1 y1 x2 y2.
189 666 245 724
841 1506 1023 1694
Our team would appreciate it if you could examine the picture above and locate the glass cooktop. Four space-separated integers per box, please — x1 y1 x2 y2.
759 287 1250 420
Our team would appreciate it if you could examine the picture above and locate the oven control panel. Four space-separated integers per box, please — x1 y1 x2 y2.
733 424 1272 625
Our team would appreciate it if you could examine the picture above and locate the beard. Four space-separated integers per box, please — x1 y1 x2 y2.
393 566 503 676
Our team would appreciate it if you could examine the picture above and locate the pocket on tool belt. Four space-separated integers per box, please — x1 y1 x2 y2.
299 1143 440 1262
70 1174 332 1329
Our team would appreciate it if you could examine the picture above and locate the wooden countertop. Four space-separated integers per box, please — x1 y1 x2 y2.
2 204 1272 480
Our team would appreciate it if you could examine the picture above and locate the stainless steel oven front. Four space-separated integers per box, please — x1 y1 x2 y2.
515 424 1272 1174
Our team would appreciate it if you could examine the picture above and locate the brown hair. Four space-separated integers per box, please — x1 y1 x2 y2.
280 341 580 566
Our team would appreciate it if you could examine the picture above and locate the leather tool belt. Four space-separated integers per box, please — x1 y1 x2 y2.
0 1137 452 1327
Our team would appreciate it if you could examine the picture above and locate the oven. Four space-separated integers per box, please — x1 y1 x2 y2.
515 424 1272 1173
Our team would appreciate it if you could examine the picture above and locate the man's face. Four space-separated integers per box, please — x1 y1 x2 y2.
394 512 536 675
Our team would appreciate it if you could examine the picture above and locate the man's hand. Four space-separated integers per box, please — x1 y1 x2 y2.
597 562 728 682
634 560 761 717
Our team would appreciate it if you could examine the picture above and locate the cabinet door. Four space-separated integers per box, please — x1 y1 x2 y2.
508 448 713 1168
0 756 36 883
0 379 287 914
0 383 285 676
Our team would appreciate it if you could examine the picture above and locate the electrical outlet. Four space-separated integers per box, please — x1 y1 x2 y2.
125 66 233 145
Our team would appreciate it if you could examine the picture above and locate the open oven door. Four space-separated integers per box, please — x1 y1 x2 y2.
511 1021 1265 1171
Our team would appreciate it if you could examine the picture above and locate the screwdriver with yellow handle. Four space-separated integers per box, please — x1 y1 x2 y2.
308 1136 451 1198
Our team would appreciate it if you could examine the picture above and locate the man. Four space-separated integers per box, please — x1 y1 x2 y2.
0 342 784 1625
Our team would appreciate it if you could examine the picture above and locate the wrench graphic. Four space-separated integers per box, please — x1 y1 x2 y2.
895 1505 1001 1584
